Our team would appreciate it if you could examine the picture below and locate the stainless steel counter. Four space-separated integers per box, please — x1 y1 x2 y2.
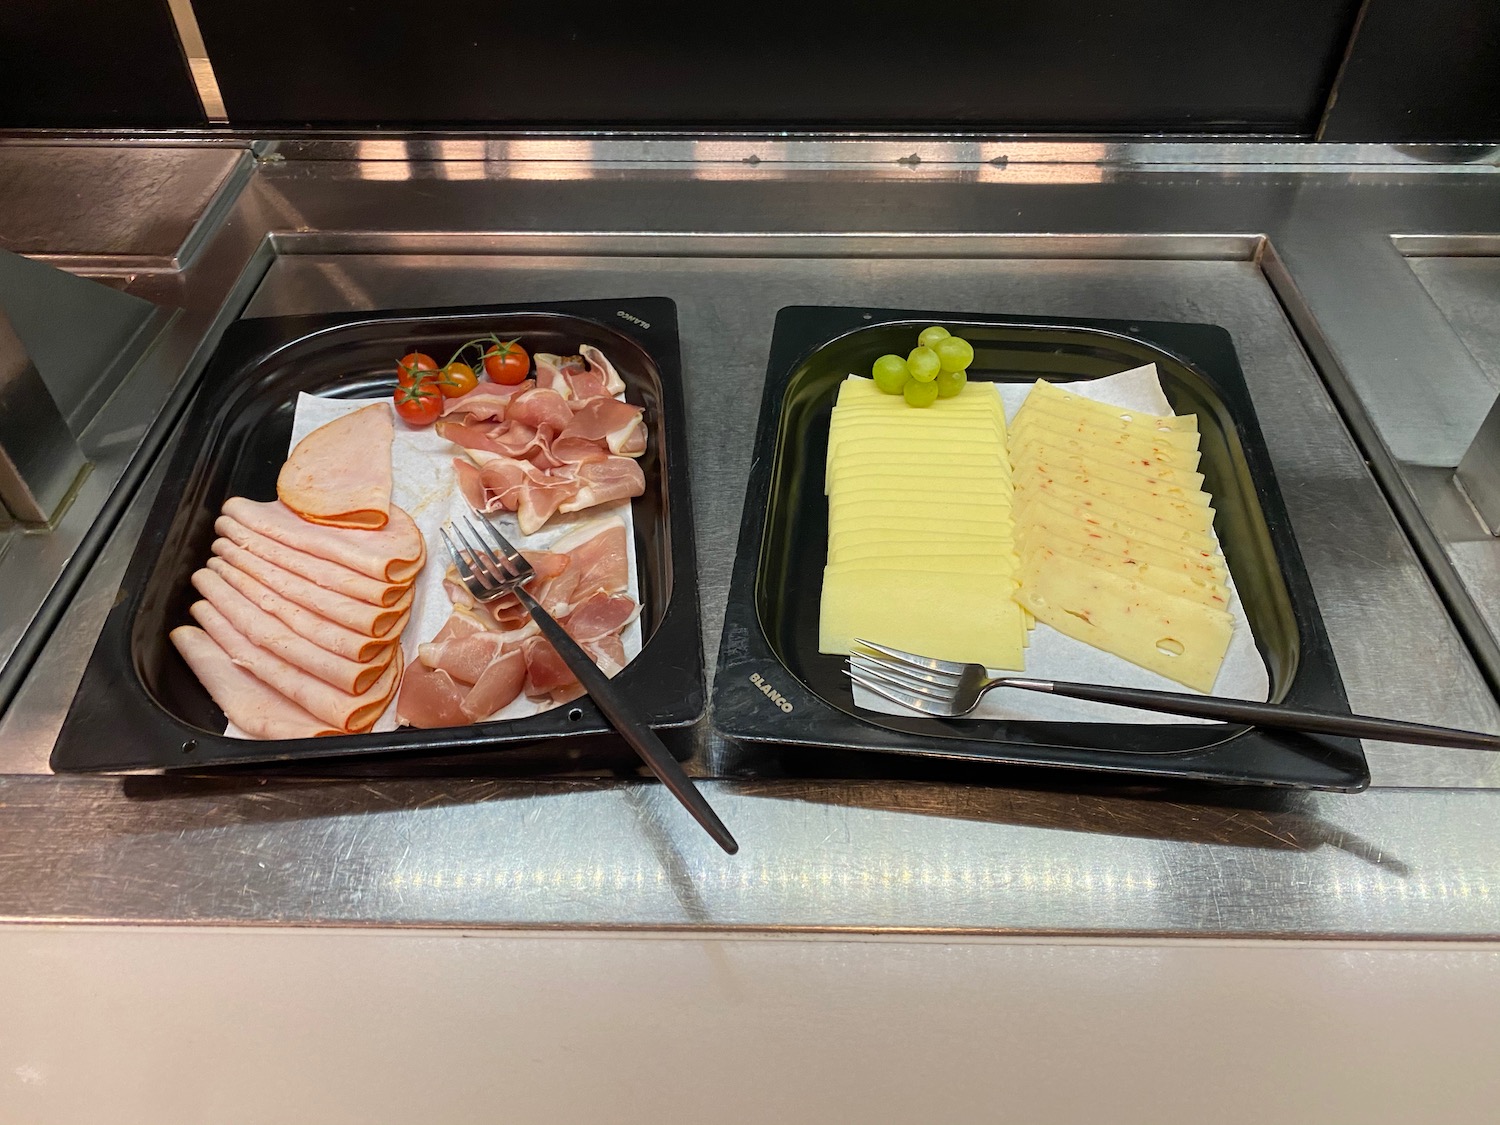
2 138 1499 935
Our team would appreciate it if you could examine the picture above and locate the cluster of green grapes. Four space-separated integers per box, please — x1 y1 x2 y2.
870 326 976 407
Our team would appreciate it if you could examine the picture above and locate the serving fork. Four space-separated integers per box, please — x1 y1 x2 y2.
440 515 737 854
848 639 1500 751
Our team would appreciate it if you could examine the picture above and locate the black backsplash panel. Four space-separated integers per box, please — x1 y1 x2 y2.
1321 0 1500 142
194 0 1359 133
0 0 203 127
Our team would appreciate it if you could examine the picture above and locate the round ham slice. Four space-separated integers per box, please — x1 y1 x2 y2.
189 601 403 733
191 568 394 695
215 515 409 607
211 538 411 637
221 497 424 583
277 402 394 529
171 626 340 740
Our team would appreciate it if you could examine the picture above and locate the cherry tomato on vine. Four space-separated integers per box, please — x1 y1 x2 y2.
393 380 441 426
437 361 478 398
481 339 529 385
397 352 439 387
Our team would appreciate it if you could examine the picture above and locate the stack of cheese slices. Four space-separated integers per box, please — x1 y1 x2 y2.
817 377 1027 670
170 403 426 739
1010 379 1232 692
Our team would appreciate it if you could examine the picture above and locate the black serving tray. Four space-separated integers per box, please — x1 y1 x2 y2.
713 305 1369 791
53 297 704 772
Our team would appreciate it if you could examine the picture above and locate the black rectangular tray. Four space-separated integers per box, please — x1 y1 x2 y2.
53 297 703 772
713 305 1369 791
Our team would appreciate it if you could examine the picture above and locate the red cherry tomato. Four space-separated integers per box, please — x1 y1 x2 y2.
397 352 439 387
481 339 529 385
393 380 441 426
437 361 478 398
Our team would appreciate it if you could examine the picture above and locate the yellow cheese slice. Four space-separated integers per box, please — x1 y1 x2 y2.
828 556 1017 577
835 389 1003 414
831 543 1017 566
1020 541 1227 610
1023 379 1197 433
1010 435 1207 494
839 378 1001 408
1016 398 1202 454
1014 552 1232 692
821 567 1025 669
1013 476 1214 534
828 476 1009 497
830 496 1014 521
1019 500 1227 579
830 528 1013 550
1017 489 1218 553
829 516 1016 541
1012 412 1202 470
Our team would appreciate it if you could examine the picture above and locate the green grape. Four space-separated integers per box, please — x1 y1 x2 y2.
904 378 939 407
917 325 951 350
935 336 974 373
907 346 940 383
871 353 909 394
934 367 967 398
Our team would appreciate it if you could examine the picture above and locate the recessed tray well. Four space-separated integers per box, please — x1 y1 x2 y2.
713 305 1368 791
53 297 703 772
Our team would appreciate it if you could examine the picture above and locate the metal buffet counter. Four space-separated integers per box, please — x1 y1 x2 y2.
2 138 1499 936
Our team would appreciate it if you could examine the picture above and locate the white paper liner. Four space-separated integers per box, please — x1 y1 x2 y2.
225 392 642 737
849 363 1271 724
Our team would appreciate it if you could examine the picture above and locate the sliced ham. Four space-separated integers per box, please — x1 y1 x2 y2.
532 354 576 400
560 398 645 457
440 381 533 419
204 557 399 663
459 648 527 721
558 457 645 514
506 387 573 432
564 590 639 644
521 634 576 696
277 403 394 529
192 568 394 694
222 497 424 583
190 600 402 732
553 518 631 598
418 629 512 685
215 516 409 607
578 344 627 397
585 632 628 678
395 661 470 729
171 626 340 740
212 538 411 637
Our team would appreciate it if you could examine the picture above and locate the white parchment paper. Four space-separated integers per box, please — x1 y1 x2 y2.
225 394 641 737
851 364 1270 724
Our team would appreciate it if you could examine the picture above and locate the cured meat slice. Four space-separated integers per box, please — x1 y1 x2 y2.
205 557 399 663
277 403 394 529
222 497 424 583
553 519 630 598
192 568 394 694
533 354 579 400
459 648 527 721
506 387 573 432
418 629 511 685
578 345 627 397
190 600 402 732
564 591 639 644
548 435 613 466
440 381 533 419
521 635 576 696
171 626 340 740
560 397 646 457
395 662 470 729
558 457 645 514
212 538 411 637
584 632 628 678
215 516 409 607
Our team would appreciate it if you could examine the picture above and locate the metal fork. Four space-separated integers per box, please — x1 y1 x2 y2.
848 639 1500 751
441 515 738 854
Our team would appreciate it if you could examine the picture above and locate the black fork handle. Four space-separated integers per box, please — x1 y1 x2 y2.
515 587 739 854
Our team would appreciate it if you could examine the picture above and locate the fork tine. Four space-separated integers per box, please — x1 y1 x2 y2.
853 638 971 677
466 515 533 579
848 658 957 701
848 669 954 716
451 518 511 588
439 526 489 592
850 651 962 687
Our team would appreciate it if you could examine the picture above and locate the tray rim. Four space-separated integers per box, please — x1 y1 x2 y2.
52 296 705 773
711 303 1370 792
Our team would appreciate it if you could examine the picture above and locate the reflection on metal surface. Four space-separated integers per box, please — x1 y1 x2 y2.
3 140 1500 935
0 308 88 525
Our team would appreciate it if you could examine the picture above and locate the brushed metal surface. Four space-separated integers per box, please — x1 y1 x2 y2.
4 141 1500 934
0 307 87 524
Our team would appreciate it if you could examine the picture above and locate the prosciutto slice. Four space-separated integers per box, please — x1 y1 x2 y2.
192 568 394 695
277 403 394 529
578 345 627 397
215 516 410 607
506 387 573 432
395 662 470 730
459 648 527 721
190 600 402 732
222 497 424 583
440 380 533 419
204 557 399 663
558 457 645 514
211 538 411 637
171 626 340 740
560 398 646 457
564 591 639 644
